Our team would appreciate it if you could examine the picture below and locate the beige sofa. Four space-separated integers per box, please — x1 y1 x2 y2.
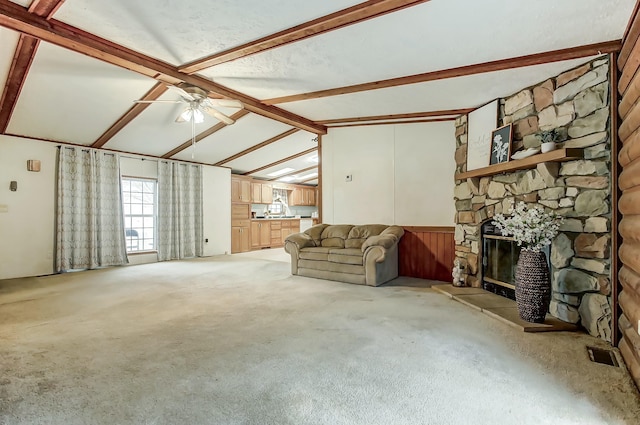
284 224 405 286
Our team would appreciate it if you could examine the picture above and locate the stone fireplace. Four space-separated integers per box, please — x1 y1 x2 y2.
453 56 613 341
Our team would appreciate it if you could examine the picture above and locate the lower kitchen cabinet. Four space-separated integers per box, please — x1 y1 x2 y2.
231 223 250 253
251 220 272 248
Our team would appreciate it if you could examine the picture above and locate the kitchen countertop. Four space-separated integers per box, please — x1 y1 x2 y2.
251 217 307 220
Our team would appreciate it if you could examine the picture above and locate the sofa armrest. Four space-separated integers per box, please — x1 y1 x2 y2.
361 234 398 252
285 232 315 250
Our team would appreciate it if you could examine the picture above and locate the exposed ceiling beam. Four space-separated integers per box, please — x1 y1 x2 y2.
317 108 472 125
268 165 318 181
0 0 64 133
0 34 38 133
28 0 65 18
91 82 168 148
161 110 249 158
299 176 319 184
264 40 621 104
179 0 430 73
214 128 300 166
243 147 317 176
327 117 456 128
0 0 326 134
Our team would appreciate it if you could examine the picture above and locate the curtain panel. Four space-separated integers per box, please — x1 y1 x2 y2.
157 161 203 261
56 147 128 272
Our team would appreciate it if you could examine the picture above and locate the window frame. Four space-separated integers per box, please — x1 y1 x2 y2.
121 176 158 254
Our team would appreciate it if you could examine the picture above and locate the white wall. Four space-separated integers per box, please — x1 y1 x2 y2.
0 136 231 279
202 166 231 256
322 121 456 226
0 135 58 279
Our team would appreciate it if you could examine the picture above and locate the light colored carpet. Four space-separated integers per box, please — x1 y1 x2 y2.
1 249 639 425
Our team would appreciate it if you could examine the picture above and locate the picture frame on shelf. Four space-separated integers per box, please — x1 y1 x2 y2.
490 124 513 165
466 99 499 171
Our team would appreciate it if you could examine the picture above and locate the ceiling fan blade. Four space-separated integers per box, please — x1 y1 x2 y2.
202 106 235 125
134 100 183 104
167 85 196 101
209 98 243 109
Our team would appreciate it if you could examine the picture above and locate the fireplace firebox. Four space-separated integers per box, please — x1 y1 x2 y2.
481 221 550 301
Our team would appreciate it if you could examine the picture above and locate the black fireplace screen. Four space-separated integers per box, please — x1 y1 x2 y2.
482 221 520 300
481 221 549 300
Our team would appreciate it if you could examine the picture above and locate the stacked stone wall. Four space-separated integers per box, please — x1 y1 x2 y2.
453 56 613 341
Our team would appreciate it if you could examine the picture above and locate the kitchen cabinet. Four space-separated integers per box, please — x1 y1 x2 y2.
290 186 316 206
231 204 251 253
231 177 251 203
251 182 273 204
231 224 250 253
251 220 272 248
280 220 300 245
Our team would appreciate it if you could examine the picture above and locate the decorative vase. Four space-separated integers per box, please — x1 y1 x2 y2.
515 249 551 323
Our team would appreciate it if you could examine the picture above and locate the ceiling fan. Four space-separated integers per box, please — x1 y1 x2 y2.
134 83 243 125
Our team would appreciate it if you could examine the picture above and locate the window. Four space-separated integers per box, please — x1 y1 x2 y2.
122 178 157 252
267 188 288 215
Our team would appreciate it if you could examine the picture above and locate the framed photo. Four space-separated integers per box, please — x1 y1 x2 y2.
466 99 499 170
490 124 513 165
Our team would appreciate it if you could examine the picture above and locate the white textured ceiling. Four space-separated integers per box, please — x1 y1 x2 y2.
172 113 293 164
278 56 599 121
201 0 633 100
0 0 635 184
251 151 320 180
53 0 363 65
7 41 157 145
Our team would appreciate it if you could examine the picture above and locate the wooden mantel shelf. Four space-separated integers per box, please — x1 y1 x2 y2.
455 148 584 180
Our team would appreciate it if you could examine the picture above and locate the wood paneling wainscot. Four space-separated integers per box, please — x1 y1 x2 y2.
618 3 640 391
398 226 455 282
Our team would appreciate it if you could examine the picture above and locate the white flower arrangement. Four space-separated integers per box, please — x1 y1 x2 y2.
492 202 563 252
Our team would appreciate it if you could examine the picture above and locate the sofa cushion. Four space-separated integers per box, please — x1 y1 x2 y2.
304 224 328 247
320 225 353 248
345 224 388 249
328 248 363 266
299 247 331 261
298 259 364 275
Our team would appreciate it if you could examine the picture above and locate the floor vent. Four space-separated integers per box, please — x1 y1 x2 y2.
586 346 619 367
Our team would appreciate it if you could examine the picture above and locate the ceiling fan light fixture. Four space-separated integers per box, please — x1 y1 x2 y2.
193 108 204 123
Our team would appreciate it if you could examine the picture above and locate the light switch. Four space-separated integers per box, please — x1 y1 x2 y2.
0 204 8 213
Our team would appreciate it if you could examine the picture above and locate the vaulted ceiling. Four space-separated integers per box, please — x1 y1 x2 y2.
0 0 636 186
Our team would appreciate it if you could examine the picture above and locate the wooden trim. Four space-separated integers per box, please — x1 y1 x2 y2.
267 165 317 181
28 0 65 18
242 147 317 176
298 176 318 184
327 117 456 128
403 226 455 233
179 0 430 73
92 82 167 148
317 109 472 125
620 0 640 69
612 52 622 347
455 148 584 180
161 110 249 159
264 41 621 104
0 34 39 133
0 1 326 134
317 135 322 223
213 128 299 166
3 132 207 167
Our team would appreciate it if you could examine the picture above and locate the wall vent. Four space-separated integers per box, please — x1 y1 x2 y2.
586 346 619 367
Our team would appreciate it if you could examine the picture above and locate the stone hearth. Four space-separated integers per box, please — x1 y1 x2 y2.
453 56 613 341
